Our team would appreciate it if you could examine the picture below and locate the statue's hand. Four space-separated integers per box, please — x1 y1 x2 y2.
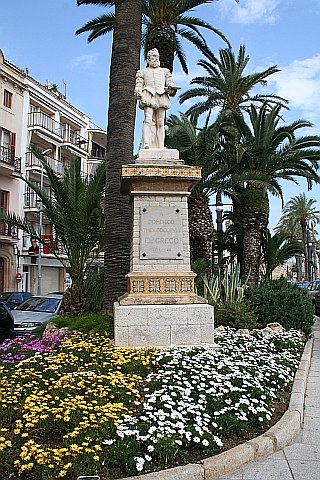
165 86 180 97
135 89 142 99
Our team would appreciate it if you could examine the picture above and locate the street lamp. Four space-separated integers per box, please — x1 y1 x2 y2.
306 221 313 283
37 148 52 295
215 191 224 268
13 244 20 291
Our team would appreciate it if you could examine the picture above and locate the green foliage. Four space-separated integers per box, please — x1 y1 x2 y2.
192 259 212 297
202 264 245 305
76 0 230 73
0 150 106 286
262 231 304 281
180 45 285 124
215 300 259 330
53 313 114 338
247 278 314 336
83 266 104 313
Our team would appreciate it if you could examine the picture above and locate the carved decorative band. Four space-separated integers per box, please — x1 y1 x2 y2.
129 276 194 295
122 165 201 179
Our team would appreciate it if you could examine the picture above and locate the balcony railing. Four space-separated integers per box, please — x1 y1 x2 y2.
0 146 22 172
25 151 63 175
89 120 106 132
89 144 106 160
24 187 51 209
0 222 18 239
28 112 64 138
63 129 88 151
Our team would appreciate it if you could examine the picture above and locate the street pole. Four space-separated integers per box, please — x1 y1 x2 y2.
216 191 224 270
36 149 51 295
306 222 312 283
37 163 43 295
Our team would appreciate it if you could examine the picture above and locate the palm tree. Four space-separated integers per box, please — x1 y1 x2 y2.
261 231 304 281
223 104 320 286
0 151 105 287
179 44 286 123
166 113 218 261
76 0 231 73
276 193 320 281
103 0 143 311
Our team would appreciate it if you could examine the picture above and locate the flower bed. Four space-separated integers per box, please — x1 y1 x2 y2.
0 328 304 479
0 332 70 364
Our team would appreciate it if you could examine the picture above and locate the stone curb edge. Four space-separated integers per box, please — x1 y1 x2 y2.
122 334 314 480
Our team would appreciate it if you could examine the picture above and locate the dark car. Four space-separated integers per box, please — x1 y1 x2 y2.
0 302 15 343
0 292 33 310
306 280 320 315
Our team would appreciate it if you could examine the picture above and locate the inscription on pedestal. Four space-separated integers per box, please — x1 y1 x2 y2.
140 206 183 260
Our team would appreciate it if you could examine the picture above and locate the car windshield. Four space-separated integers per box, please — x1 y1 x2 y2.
0 293 11 302
17 297 60 313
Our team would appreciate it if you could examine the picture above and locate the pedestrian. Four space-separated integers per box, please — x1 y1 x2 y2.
28 237 39 255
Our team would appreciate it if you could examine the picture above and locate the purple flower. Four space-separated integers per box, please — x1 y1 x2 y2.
0 332 71 364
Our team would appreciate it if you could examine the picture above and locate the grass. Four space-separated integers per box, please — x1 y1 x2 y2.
52 312 114 338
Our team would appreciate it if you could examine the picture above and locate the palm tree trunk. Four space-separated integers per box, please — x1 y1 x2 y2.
188 196 214 263
240 188 269 287
296 256 303 281
104 0 143 312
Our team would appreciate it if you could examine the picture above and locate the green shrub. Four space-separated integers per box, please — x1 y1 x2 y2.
53 312 114 338
192 259 212 297
202 264 245 306
215 300 259 330
83 266 104 313
247 278 314 336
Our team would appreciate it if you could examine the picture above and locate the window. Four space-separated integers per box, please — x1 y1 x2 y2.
3 90 13 109
0 190 9 235
0 190 9 214
0 129 16 161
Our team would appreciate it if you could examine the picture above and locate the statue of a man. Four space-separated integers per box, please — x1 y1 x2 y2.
135 48 179 149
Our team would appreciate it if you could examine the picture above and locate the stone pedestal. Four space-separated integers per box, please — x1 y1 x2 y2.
114 148 214 347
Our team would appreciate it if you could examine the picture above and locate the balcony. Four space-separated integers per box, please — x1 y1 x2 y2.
89 143 106 161
88 122 107 160
28 112 63 140
25 151 63 175
24 188 51 211
0 146 22 174
0 222 18 243
61 128 88 154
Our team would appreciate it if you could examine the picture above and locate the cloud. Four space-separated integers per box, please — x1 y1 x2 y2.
217 0 281 24
70 53 98 70
270 55 320 124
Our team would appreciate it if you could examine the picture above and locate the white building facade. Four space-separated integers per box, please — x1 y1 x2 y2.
0 50 106 294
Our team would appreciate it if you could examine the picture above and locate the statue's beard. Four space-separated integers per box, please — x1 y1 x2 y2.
149 59 160 68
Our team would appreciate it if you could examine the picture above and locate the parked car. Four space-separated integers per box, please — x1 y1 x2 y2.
12 294 63 335
306 280 320 315
0 302 15 343
0 291 33 310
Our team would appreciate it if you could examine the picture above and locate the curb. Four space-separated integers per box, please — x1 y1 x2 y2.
121 334 314 480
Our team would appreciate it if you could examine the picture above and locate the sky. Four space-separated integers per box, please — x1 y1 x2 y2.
1 0 320 230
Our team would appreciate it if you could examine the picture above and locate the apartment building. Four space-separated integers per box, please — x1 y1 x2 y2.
0 50 106 294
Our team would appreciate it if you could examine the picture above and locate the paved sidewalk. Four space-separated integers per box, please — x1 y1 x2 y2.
219 319 320 480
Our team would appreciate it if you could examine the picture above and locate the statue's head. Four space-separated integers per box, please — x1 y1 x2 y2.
147 48 160 68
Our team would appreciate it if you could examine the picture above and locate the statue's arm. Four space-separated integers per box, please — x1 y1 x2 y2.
164 69 179 97
135 70 144 99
